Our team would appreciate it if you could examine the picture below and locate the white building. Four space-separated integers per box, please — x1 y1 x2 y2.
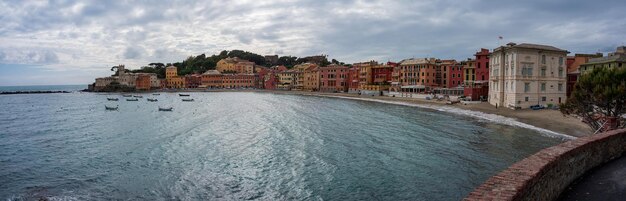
489 43 568 109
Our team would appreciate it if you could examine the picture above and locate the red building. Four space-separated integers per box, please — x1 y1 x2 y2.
264 72 278 90
319 64 349 92
184 74 202 88
444 63 464 88
348 66 360 93
475 48 490 81
464 48 490 101
565 53 603 97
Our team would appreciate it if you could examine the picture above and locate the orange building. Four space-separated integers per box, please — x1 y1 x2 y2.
135 74 152 90
165 66 185 88
201 70 223 88
222 74 256 88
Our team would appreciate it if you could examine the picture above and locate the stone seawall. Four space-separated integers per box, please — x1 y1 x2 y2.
464 128 626 201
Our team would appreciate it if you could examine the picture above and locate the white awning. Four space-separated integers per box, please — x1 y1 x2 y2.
401 85 425 89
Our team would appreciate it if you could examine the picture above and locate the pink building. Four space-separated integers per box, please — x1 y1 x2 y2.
319 64 349 92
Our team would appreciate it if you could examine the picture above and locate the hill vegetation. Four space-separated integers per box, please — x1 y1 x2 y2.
129 50 344 78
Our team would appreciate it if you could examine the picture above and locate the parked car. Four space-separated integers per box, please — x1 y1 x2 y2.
530 105 545 110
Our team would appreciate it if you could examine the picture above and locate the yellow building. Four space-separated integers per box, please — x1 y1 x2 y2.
277 70 299 90
216 57 255 73
303 66 319 91
292 63 317 90
463 59 476 86
166 66 185 88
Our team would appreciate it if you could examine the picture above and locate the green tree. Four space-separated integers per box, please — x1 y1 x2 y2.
561 67 626 132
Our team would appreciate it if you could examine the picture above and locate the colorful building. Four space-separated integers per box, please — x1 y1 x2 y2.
201 70 223 88
277 70 299 90
166 66 185 88
579 46 625 74
565 53 603 97
216 57 255 74
222 74 256 88
303 66 319 91
489 43 568 109
135 74 152 90
348 66 360 93
464 48 491 101
319 64 349 92
293 63 317 90
442 61 464 88
184 74 202 88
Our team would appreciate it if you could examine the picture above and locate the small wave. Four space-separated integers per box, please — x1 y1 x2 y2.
308 94 576 140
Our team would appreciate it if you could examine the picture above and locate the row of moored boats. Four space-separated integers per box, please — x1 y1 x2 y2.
105 93 193 111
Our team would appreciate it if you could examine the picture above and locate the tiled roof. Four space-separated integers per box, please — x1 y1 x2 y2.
514 43 568 52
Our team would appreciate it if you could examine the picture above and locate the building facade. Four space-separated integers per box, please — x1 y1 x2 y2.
222 74 255 88
565 53 603 97
303 66 319 91
319 64 349 92
166 66 185 88
489 43 569 109
579 46 625 74
201 70 223 88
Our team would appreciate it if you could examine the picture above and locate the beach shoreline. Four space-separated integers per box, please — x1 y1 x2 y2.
91 89 592 138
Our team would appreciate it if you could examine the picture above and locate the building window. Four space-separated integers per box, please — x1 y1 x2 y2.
558 68 563 77
541 68 546 77
558 83 563 91
541 83 546 91
542 96 546 101
542 55 546 64
559 57 564 66
525 97 529 102
522 64 533 76
524 83 530 92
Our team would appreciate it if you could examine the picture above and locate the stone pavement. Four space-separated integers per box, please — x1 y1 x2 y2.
559 155 626 201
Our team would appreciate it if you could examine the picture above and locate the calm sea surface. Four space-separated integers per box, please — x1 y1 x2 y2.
0 91 563 200
0 85 86 92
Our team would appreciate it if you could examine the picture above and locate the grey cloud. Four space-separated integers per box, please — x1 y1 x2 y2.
0 49 59 64
123 46 145 59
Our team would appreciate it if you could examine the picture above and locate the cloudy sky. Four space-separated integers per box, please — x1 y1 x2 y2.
0 0 625 86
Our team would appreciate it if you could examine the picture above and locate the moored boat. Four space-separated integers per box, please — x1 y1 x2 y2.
152 93 160 95
182 98 194 102
179 94 190 96
105 105 118 110
147 98 158 102
107 98 119 101
158 107 173 111
122 94 132 97
133 95 143 98
126 98 139 101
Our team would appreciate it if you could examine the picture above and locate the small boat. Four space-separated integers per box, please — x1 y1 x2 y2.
122 94 132 97
105 105 118 110
126 98 139 101
147 98 158 102
133 95 143 98
152 93 160 95
107 98 119 101
158 107 173 111
179 94 190 96
182 98 194 102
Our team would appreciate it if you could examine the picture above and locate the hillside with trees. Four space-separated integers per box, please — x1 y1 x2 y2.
130 50 343 77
